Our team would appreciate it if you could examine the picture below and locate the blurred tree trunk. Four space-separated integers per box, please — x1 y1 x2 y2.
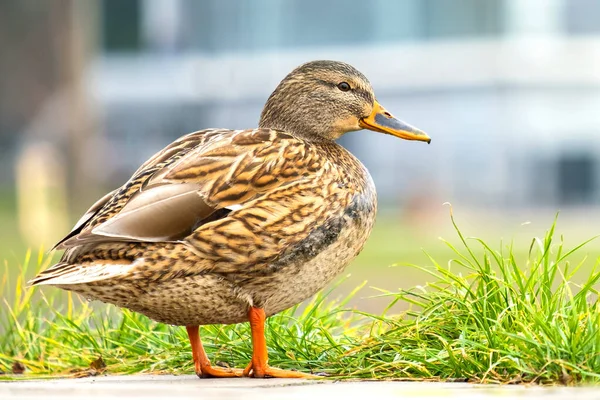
0 0 100 198
1 0 102 246
0 1 71 144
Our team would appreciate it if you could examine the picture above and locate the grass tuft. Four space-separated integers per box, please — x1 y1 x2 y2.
1 212 599 383
344 210 600 383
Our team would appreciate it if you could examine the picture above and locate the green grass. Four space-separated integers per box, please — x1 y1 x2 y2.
1 212 599 384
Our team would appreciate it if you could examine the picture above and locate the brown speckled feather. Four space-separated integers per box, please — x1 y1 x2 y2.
55 128 364 252
30 127 376 324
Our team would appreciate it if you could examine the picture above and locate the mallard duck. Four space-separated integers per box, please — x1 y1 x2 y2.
30 60 430 378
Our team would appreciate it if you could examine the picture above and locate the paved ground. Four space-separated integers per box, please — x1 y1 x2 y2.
2 375 599 400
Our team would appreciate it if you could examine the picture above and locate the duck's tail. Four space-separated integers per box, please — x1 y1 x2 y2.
28 259 139 287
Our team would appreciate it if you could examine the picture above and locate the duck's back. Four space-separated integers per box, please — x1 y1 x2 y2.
31 128 377 325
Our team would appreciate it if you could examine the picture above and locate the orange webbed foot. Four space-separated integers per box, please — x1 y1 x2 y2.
186 325 243 379
195 363 244 378
244 307 318 379
242 361 317 378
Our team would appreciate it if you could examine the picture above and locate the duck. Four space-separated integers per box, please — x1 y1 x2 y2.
29 60 431 378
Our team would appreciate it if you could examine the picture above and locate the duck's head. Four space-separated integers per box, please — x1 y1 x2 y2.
259 60 430 143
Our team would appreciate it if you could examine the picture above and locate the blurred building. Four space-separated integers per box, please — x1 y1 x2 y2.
4 0 600 218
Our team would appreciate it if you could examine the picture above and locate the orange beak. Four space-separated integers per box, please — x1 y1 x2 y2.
359 100 431 144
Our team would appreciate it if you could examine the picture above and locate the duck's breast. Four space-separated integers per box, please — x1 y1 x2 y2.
246 173 378 316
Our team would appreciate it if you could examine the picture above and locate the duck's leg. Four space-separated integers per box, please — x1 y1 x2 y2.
242 307 315 378
186 325 243 378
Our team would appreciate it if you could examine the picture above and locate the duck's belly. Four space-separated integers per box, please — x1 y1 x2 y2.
247 199 376 318
59 196 376 326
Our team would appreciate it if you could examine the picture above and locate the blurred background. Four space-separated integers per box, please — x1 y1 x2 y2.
1 0 600 310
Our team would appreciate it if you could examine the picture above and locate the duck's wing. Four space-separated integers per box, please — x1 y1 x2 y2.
51 188 118 250
54 128 333 250
52 129 215 249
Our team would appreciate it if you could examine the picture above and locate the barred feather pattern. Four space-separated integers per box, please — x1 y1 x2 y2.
30 128 377 325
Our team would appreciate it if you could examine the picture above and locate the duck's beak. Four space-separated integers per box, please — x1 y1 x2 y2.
359 100 431 144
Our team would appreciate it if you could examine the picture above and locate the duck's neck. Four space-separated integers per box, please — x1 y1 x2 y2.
259 113 349 142
259 123 332 143
259 94 342 141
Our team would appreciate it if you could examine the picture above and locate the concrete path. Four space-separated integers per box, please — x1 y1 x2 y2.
2 375 599 400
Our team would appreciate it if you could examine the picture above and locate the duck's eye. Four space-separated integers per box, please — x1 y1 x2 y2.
337 82 351 92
